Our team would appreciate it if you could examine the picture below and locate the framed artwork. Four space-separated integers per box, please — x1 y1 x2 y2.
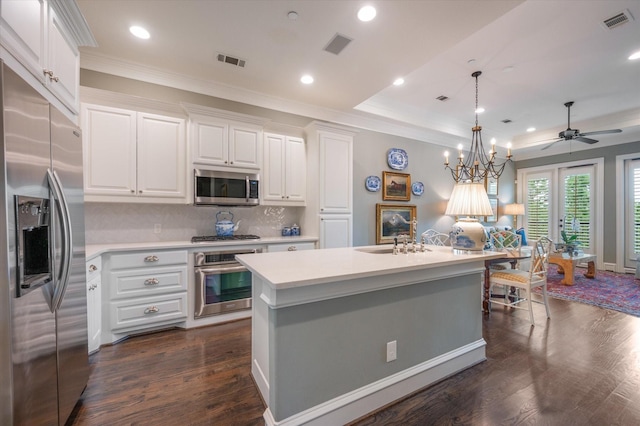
382 171 411 201
485 198 498 222
376 203 416 244
485 175 498 196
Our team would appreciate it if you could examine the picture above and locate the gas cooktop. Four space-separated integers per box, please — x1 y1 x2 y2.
191 235 261 243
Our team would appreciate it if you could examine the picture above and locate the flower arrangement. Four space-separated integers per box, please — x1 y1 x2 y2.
560 217 581 252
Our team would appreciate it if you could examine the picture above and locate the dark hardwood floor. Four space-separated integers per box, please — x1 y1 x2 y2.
68 297 640 426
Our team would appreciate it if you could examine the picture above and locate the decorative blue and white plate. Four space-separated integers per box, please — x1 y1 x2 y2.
411 182 424 196
365 175 381 192
387 148 408 170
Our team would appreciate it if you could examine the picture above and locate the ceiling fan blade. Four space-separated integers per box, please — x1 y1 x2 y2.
580 129 622 136
575 136 598 144
541 140 562 150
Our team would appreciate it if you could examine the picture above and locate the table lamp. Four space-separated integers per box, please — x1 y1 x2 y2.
445 182 493 252
504 203 525 227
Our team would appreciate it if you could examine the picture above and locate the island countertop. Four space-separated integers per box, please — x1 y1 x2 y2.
237 244 503 290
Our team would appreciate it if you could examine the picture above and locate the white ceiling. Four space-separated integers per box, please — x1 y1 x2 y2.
77 0 640 160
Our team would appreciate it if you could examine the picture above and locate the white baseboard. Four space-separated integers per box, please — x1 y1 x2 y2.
603 262 616 272
262 339 486 426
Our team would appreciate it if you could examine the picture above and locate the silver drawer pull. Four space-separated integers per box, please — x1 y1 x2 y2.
144 278 159 286
287 246 297 251
88 264 98 272
144 255 159 262
144 306 159 314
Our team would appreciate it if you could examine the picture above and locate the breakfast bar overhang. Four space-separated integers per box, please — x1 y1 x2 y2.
237 245 503 426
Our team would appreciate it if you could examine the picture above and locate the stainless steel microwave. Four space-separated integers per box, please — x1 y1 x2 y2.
194 169 260 206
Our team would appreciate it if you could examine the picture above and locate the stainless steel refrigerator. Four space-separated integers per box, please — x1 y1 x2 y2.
0 62 89 424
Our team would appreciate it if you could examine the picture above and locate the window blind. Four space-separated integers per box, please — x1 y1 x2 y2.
526 177 550 241
563 174 591 250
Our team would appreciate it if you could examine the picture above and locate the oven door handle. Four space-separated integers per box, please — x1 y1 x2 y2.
195 265 249 275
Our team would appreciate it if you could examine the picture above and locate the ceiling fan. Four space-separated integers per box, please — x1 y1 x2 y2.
540 101 622 150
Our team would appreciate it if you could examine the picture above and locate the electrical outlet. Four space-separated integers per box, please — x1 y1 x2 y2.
154 223 161 234
386 340 397 362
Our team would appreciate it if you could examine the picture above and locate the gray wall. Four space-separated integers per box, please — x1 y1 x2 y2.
81 69 517 246
516 141 640 264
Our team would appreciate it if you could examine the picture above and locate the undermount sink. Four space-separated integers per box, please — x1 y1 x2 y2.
355 246 394 254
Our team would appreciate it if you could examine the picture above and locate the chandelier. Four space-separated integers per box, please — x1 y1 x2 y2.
444 71 512 183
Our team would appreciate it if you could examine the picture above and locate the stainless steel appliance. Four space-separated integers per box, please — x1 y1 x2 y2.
194 169 260 206
0 63 88 425
194 248 261 318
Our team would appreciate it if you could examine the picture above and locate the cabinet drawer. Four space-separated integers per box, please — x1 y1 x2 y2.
110 292 187 332
86 256 102 281
267 242 316 252
109 250 188 269
110 266 187 300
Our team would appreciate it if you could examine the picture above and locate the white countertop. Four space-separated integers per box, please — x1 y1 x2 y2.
85 236 318 260
237 245 504 290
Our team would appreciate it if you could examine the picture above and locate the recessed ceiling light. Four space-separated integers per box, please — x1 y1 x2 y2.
475 107 485 114
393 78 405 86
357 6 376 22
287 11 298 20
629 50 640 60
300 74 314 85
526 127 536 132
129 25 150 39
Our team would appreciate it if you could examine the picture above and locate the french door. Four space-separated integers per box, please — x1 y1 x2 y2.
518 159 603 266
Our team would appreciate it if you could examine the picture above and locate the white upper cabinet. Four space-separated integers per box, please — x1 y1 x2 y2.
192 117 262 169
263 133 306 205
82 103 186 203
318 130 353 214
0 0 95 115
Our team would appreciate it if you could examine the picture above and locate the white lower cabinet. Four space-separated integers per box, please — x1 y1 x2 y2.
86 257 102 354
266 242 316 252
103 249 188 343
320 215 352 249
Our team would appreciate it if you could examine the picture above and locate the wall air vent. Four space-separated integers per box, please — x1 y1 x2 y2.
217 53 246 68
324 33 352 55
436 95 449 101
501 119 512 123
601 9 634 30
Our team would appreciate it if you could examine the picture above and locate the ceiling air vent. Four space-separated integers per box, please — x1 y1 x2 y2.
601 9 634 30
436 95 449 102
217 54 246 68
324 33 352 55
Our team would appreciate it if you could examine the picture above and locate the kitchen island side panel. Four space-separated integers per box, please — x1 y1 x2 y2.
267 273 482 422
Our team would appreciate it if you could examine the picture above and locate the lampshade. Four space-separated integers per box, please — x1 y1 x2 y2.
504 203 525 216
445 182 493 217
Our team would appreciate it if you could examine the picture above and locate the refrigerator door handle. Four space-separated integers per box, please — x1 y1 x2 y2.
47 168 73 311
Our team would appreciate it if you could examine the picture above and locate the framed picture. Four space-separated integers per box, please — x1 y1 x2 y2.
376 203 416 244
382 171 411 201
485 198 498 222
485 175 498 196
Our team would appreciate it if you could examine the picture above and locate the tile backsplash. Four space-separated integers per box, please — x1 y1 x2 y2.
84 203 303 245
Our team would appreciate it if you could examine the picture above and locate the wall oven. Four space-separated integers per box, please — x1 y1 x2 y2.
194 169 259 206
194 248 261 318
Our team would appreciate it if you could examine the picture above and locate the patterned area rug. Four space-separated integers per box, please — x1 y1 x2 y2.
534 265 640 317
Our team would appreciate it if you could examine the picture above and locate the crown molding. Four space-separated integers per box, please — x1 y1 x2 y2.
49 0 97 46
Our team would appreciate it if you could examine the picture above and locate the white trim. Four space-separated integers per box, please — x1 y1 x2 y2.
262 339 486 426
615 153 640 273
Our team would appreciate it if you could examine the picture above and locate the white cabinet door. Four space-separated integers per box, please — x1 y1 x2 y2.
192 119 228 166
82 104 137 196
137 113 186 198
229 124 261 169
319 131 352 213
0 0 46 84
285 136 306 203
46 5 79 111
320 215 352 249
263 133 286 201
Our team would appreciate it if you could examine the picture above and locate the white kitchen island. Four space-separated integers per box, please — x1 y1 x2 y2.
237 245 503 426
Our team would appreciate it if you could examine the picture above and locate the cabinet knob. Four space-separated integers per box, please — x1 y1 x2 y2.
88 264 98 272
131 189 135 193
144 306 160 314
144 255 159 262
144 278 159 286
287 246 297 251
139 190 143 193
